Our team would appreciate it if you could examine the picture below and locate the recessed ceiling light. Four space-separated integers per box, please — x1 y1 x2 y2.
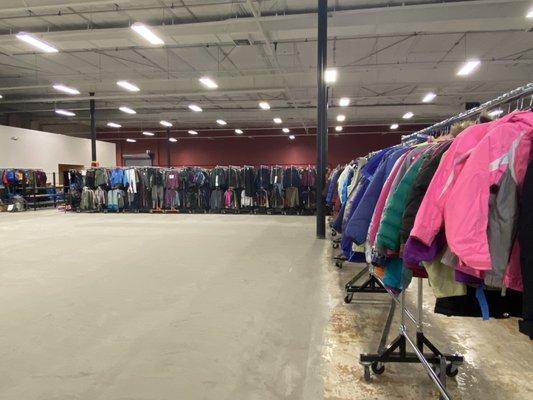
216 119 227 126
457 60 481 76
130 22 164 45
402 112 414 119
53 84 80 95
324 68 338 83
188 130 198 135
188 104 202 112
422 92 436 103
55 109 75 117
169 137 178 142
117 80 140 92
528 8 533 18
273 117 282 124
142 131 155 136
126 138 136 143
259 101 271 110
339 97 350 107
488 109 504 118
288 135 296 140
159 120 172 127
119 106 136 114
199 77 218 89
0 94 3 99
390 123 399 130
107 122 121 128
16 32 58 53
335 126 343 132
336 114 346 122
282 128 290 133
235 129 243 134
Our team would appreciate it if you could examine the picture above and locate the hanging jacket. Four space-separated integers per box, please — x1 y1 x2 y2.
325 168 342 205
283 166 301 188
337 165 353 204
110 168 124 188
243 167 255 196
519 159 533 339
256 166 271 190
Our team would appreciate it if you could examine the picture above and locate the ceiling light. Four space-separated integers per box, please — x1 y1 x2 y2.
188 130 198 135
199 77 218 89
324 68 338 83
159 120 172 127
390 123 399 130
339 97 350 107
0 94 3 99
119 106 136 114
117 80 140 92
282 128 290 133
488 109 504 118
126 138 136 143
188 104 202 112
402 112 414 119
259 101 271 110
16 32 58 53
131 22 164 45
273 117 282 124
216 119 227 126
527 8 533 18
142 131 155 136
457 59 481 76
169 137 178 142
336 114 346 122
107 122 121 128
55 109 75 117
235 129 243 134
53 84 80 95
335 126 343 132
289 135 296 140
422 92 437 103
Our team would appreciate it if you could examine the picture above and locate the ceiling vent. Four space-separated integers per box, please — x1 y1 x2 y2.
232 38 253 46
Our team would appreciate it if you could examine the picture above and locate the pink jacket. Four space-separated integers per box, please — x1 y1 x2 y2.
444 111 533 272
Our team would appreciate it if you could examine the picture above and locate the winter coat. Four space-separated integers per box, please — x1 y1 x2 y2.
337 165 354 204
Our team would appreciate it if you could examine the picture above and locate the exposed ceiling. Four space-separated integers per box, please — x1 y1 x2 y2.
0 0 532 138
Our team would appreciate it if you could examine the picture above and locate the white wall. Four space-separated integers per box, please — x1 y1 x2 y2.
0 125 116 177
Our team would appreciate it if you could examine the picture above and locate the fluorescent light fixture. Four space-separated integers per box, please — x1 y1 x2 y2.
457 59 481 76
390 123 399 130
335 126 343 132
288 135 296 140
188 104 202 112
142 131 155 136
53 84 80 95
336 114 346 122
107 122 122 128
488 109 504 118
259 101 270 110
131 22 164 45
119 106 136 114
339 97 350 107
422 92 437 103
402 112 414 119
199 77 218 89
528 8 533 18
55 109 75 117
282 128 290 133
324 68 338 83
126 138 136 143
16 32 58 53
235 129 243 134
159 120 172 127
117 80 140 92
188 130 198 135
216 119 227 126
0 94 3 99
273 117 282 124
169 137 178 142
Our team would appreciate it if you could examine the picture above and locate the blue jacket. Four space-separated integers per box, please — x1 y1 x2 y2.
110 168 124 188
325 168 342 205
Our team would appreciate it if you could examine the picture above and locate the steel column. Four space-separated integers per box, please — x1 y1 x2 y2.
166 127 171 167
90 92 96 162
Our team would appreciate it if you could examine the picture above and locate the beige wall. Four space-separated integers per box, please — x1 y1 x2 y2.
0 125 116 177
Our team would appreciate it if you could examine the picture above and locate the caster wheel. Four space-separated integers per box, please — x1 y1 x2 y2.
446 363 459 377
371 362 385 375
344 293 353 304
363 366 371 382
335 260 343 268
333 243 339 249
331 230 337 237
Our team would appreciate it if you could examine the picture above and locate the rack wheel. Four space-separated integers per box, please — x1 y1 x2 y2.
331 230 337 237
371 362 385 375
344 293 353 304
363 365 371 382
335 260 343 268
332 243 339 249
446 363 459 377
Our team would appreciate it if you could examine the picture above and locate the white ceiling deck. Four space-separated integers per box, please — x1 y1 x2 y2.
0 0 532 136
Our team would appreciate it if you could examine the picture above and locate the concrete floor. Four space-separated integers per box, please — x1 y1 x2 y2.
0 210 531 400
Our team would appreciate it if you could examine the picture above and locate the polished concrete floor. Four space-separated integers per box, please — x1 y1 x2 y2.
0 210 532 400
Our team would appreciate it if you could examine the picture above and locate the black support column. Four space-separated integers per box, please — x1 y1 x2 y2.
166 128 171 167
316 0 328 239
90 92 96 162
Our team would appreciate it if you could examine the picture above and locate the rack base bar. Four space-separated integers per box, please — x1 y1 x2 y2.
344 268 387 303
